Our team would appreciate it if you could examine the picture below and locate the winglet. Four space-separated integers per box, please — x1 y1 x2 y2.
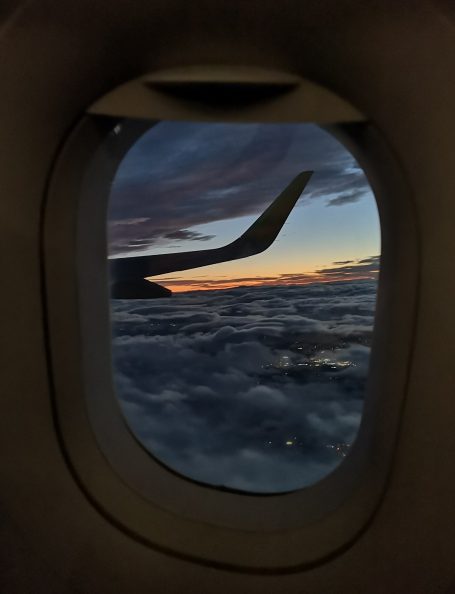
229 170 313 258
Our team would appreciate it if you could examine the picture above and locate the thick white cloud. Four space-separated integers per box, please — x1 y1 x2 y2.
111 279 377 493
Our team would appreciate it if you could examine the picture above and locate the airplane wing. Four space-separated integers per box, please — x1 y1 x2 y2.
110 170 313 298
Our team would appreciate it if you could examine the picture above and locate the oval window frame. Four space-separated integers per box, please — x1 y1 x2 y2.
43 73 419 572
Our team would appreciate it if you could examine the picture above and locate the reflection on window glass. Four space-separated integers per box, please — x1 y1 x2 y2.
107 121 380 493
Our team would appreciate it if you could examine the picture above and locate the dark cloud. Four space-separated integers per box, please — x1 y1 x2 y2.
325 190 364 207
164 229 215 242
111 279 377 493
315 256 380 280
107 122 374 255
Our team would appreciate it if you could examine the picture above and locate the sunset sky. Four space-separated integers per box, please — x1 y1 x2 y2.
107 121 380 291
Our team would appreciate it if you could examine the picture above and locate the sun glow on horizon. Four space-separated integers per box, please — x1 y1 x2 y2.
149 257 380 293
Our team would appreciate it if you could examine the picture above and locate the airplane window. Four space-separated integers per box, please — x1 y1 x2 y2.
107 121 380 494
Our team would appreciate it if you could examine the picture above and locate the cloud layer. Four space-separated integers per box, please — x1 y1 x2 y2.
111 279 377 493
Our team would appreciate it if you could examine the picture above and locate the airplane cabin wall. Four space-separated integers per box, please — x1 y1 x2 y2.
0 1 454 592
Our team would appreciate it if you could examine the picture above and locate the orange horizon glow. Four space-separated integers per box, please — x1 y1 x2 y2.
148 270 379 293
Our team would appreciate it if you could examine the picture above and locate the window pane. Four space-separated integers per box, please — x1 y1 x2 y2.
107 121 380 493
